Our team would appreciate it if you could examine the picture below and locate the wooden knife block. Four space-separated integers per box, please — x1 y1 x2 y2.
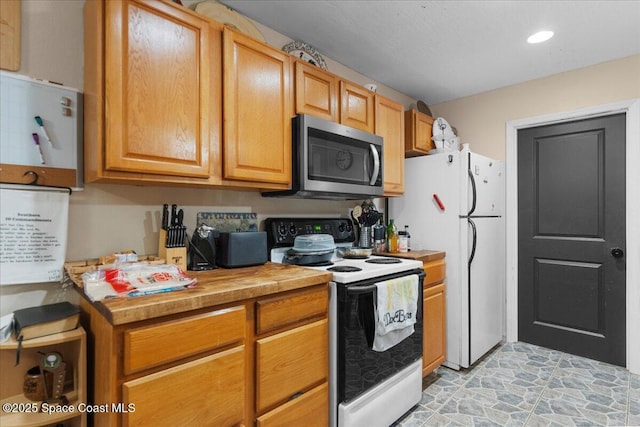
158 229 187 271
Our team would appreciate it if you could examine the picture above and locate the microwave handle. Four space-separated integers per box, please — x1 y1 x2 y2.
369 144 380 186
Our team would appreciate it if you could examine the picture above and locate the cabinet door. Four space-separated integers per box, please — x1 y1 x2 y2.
223 28 292 185
104 0 212 178
294 61 338 122
405 109 434 157
122 346 245 427
375 95 405 196
339 81 374 133
423 283 446 376
256 319 328 413
256 382 328 427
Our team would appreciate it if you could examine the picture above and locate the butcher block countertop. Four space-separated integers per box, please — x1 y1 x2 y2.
379 249 445 262
64 260 332 326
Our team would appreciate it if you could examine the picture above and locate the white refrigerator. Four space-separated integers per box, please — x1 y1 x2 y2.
390 146 505 369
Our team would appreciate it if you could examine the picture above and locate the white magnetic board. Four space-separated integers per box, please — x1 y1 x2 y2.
0 71 83 186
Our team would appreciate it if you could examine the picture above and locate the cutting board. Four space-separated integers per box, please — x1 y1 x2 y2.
0 0 21 71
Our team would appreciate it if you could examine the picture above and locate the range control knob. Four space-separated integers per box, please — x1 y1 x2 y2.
289 225 298 236
338 222 346 232
277 223 287 236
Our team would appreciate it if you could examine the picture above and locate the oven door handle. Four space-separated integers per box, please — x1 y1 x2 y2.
347 283 378 295
369 144 380 186
346 271 426 295
346 270 427 294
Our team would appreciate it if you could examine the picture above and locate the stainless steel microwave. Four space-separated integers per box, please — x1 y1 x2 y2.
263 114 383 200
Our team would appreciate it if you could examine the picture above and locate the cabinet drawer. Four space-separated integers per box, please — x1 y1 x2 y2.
256 382 328 427
123 346 245 427
124 305 245 375
256 286 327 334
424 258 446 287
256 319 328 412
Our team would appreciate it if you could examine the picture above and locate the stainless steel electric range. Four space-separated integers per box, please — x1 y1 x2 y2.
266 218 425 427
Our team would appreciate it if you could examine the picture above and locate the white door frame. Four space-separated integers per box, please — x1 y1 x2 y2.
505 98 640 374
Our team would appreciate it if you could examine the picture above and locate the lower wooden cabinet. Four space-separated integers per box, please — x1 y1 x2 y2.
123 306 246 375
256 319 328 412
422 258 447 376
122 346 245 426
256 382 328 427
255 286 329 421
80 283 329 426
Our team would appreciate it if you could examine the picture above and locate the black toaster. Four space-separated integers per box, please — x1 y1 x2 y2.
216 231 268 268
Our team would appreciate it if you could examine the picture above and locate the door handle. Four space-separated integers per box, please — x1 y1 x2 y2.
611 248 624 258
369 144 380 186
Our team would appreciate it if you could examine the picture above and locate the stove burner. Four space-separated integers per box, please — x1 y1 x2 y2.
327 266 362 273
365 258 402 264
308 261 334 267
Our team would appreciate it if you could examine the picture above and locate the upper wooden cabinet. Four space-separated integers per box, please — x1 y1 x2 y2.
85 0 216 183
340 80 375 133
293 61 375 133
294 60 339 122
404 109 434 157
375 94 405 196
84 0 290 189
222 28 292 185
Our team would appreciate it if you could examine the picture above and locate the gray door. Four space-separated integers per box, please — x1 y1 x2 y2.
517 113 626 367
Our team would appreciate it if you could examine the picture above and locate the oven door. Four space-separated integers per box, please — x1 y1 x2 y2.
336 269 425 404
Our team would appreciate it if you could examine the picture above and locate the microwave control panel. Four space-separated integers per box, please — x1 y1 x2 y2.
265 218 355 248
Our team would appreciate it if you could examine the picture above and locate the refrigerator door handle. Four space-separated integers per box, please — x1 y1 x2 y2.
468 169 477 216
468 218 477 267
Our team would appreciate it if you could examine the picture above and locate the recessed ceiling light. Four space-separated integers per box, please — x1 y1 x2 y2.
527 30 554 44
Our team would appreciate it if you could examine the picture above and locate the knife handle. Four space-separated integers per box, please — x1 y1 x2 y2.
177 209 184 226
161 204 169 230
170 204 178 226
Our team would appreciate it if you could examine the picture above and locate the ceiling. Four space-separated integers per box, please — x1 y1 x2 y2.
218 0 640 105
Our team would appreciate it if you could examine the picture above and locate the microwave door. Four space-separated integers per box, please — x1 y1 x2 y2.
262 114 383 199
307 137 379 187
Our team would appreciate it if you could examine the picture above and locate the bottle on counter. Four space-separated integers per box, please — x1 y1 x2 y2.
387 219 398 253
398 229 408 253
404 225 411 251
373 222 386 254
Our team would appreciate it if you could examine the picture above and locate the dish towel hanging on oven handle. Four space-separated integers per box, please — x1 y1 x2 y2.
373 274 419 351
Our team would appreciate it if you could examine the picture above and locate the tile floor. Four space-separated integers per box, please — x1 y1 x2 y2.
393 342 640 427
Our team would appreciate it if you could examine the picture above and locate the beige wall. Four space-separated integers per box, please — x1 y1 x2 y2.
430 54 640 160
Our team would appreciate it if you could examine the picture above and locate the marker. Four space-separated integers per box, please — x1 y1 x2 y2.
32 133 46 164
34 116 53 146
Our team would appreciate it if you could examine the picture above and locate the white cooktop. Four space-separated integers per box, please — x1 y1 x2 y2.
270 248 422 284
314 255 422 283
